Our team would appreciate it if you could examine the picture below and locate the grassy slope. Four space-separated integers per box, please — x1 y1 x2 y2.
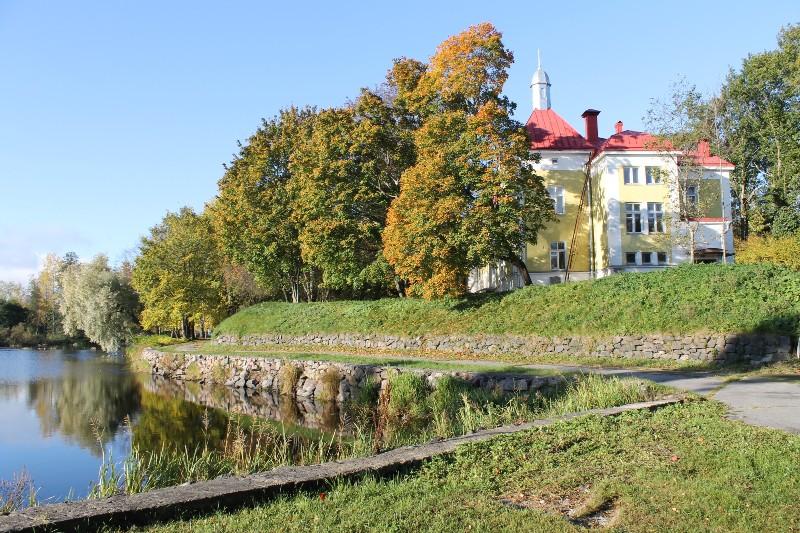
141 401 800 533
217 264 800 338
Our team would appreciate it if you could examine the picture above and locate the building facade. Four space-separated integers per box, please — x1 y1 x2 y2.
469 57 734 292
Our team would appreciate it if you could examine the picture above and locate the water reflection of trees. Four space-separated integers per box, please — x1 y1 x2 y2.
24 359 141 453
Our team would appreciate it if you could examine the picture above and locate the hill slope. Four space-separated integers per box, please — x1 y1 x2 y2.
216 264 800 338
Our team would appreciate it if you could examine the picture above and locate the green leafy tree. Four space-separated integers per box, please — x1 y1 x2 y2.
771 206 800 238
132 208 225 338
60 255 139 352
290 90 416 294
211 108 315 303
383 23 553 298
0 301 27 328
712 24 800 238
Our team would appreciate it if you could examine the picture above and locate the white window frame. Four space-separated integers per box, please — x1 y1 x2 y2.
547 185 565 215
686 184 699 207
641 251 653 265
645 166 662 184
625 252 638 265
657 252 668 265
625 203 642 233
623 166 640 185
647 202 664 233
550 241 566 271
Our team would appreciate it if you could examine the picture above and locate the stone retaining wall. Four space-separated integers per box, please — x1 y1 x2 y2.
139 349 567 404
142 374 345 433
215 332 795 364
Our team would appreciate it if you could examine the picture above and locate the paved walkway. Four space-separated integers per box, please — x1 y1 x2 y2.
330 352 800 433
524 363 800 433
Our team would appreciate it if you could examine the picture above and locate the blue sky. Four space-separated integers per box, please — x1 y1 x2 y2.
0 1 796 282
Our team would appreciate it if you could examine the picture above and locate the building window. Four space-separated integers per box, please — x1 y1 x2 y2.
625 252 637 265
547 186 565 215
647 202 664 233
657 252 668 265
685 185 698 207
645 166 662 184
641 252 652 265
550 241 566 270
623 166 639 184
625 203 642 233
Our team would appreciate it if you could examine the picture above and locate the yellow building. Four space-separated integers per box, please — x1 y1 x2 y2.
469 58 734 291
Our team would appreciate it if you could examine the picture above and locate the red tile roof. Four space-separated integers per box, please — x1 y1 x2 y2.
525 112 735 169
597 131 735 168
685 140 735 169
525 109 594 150
598 130 664 151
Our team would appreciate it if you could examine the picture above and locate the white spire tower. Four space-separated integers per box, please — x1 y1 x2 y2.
531 49 551 110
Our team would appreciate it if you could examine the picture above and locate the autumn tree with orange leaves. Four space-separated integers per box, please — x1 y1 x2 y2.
383 23 553 298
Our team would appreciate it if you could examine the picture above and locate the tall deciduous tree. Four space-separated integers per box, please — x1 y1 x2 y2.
383 23 552 298
60 255 139 352
290 89 416 294
712 24 800 238
211 108 315 303
132 208 224 338
645 81 730 263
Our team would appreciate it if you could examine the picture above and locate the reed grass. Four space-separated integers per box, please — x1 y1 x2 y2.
85 374 665 500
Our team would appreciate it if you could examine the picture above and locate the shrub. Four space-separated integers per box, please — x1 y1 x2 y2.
317 367 341 402
211 362 228 383
8 324 38 346
185 362 203 381
737 235 800 271
429 376 475 418
353 375 380 406
278 363 302 396
387 372 429 422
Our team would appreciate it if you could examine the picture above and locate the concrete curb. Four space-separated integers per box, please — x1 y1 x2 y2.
0 396 686 532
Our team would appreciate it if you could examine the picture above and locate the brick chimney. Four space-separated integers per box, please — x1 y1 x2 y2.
615 121 623 134
581 109 600 143
697 139 711 157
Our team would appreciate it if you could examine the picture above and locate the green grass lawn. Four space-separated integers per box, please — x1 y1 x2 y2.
216 264 800 339
135 400 800 532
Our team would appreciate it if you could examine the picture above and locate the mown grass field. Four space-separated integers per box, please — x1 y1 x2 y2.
135 400 800 533
216 264 800 339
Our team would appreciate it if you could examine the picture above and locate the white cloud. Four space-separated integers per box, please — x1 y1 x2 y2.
0 226 91 283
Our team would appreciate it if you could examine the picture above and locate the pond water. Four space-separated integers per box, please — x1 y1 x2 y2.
0 348 343 504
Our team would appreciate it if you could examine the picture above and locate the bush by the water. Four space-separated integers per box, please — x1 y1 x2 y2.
216 264 800 337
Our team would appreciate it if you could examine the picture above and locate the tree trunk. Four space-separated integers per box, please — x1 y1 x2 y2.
394 278 407 298
506 256 533 286
181 316 190 339
739 182 749 240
